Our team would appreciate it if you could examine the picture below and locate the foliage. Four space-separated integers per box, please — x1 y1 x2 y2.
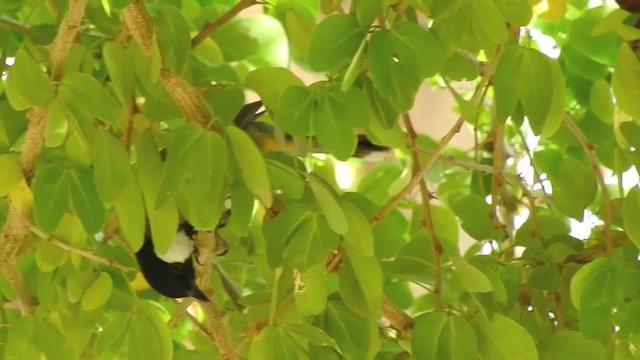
1 0 640 359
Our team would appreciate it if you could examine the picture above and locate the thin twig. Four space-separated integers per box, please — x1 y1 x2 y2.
0 16 29 32
186 311 216 342
191 0 258 48
370 45 504 226
382 297 414 332
402 113 443 310
168 299 194 328
562 114 613 253
29 225 137 273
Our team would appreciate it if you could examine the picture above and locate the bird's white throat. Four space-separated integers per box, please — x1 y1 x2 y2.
155 230 193 263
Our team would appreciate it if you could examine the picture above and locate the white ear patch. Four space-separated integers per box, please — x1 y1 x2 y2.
155 230 194 263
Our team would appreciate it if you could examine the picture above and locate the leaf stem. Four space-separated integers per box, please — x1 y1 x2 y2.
191 0 258 48
370 45 504 226
562 114 613 254
402 112 444 311
29 224 137 273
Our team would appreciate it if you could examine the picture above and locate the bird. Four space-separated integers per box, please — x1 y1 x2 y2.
235 100 389 157
133 101 389 301
135 221 209 301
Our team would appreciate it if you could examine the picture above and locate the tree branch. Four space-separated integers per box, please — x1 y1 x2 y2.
191 0 258 48
48 0 88 81
370 45 505 226
29 225 137 273
562 114 613 254
402 112 443 311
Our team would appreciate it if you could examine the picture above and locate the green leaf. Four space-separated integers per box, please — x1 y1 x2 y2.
226 125 273 207
308 14 367 71
35 240 68 272
81 271 113 310
313 92 358 160
412 312 448 359
95 313 130 360
494 46 565 137
103 41 135 105
390 21 445 78
5 316 39 360
44 98 70 147
623 186 640 249
5 49 55 110
282 323 340 351
493 0 532 26
135 301 174 360
114 176 146 252
515 213 570 247
94 129 131 202
248 325 308 360
192 37 224 67
474 313 538 360
229 180 254 236
550 157 597 220
245 67 304 111
263 203 313 268
265 159 304 199
368 29 424 113
36 318 76 360
452 255 492 293
590 79 614 124
450 193 501 241
68 166 106 234
339 200 382 318
429 205 459 255
213 15 289 67
155 5 191 73
60 72 122 128
613 44 640 120
528 264 562 290
278 85 314 136
67 271 97 304
136 131 179 254
155 123 202 209
294 263 328 316
309 174 348 234
355 0 383 25
570 257 609 309
323 301 380 360
549 330 606 360
0 154 22 196
282 212 323 270
33 165 69 232
181 131 227 229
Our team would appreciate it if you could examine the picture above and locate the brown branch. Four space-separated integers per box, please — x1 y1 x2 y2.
0 16 29 33
489 124 507 230
402 113 443 310
382 297 414 332
29 225 137 273
562 114 613 253
191 0 258 48
21 107 48 178
370 45 505 226
200 301 236 359
0 204 36 314
553 291 565 329
186 311 216 342
48 0 88 81
123 1 212 126
168 299 193 328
